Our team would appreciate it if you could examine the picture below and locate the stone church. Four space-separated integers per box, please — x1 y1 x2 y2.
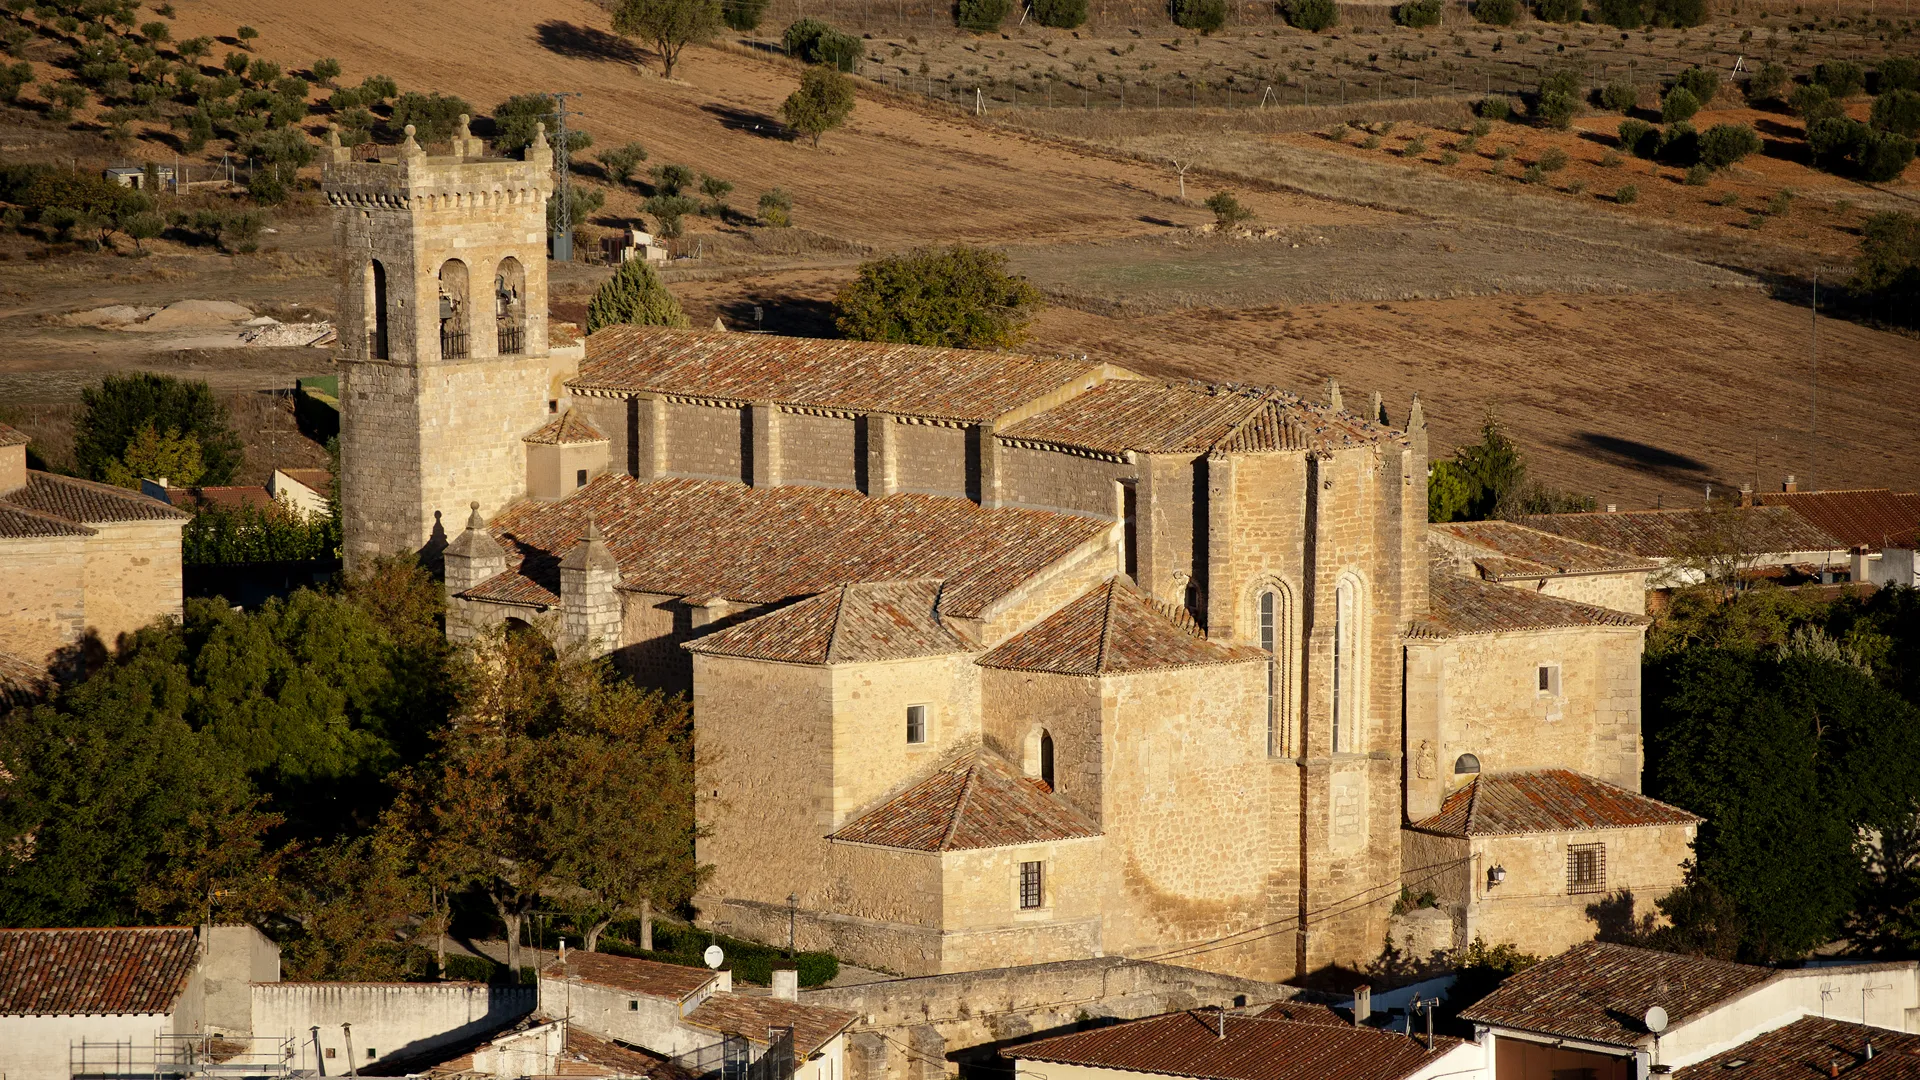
325 128 1697 979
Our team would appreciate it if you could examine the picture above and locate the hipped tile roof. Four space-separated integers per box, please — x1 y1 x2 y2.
829 750 1100 852
1406 569 1649 640
1430 520 1657 579
997 380 1392 457
0 473 189 537
1462 941 1775 1046
524 410 608 445
0 500 95 539
978 577 1265 675
574 326 1103 424
1675 1016 1920 1080
1762 489 1920 550
0 423 28 447
469 476 1106 617
1521 507 1841 560
540 950 716 1002
1008 1010 1462 1080
684 994 858 1058
0 927 200 1015
685 579 973 665
1409 770 1700 838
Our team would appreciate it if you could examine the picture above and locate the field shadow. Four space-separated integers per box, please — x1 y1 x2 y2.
700 103 792 140
715 296 837 337
1754 117 1801 140
1563 432 1711 482
535 20 644 64
1137 215 1179 227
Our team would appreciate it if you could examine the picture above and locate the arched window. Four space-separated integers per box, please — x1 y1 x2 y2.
1025 727 1056 792
495 257 526 355
1455 753 1482 775
1040 731 1055 791
1332 578 1359 754
1260 589 1279 756
366 259 389 360
438 259 470 359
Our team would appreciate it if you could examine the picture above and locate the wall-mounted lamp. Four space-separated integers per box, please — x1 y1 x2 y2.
1487 864 1507 887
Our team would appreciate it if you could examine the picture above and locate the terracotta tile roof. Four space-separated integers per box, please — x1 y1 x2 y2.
1461 941 1775 1046
0 650 50 707
1761 489 1920 550
1008 1010 1462 1080
978 577 1265 675
0 499 96 539
274 468 332 491
1 473 188 528
685 579 973 665
1253 1001 1352 1026
1410 770 1700 838
997 381 1392 457
1406 569 1649 640
541 950 716 1002
1675 1016 1920 1080
558 1025 687 1079
830 750 1100 852
0 423 28 447
524 410 608 445
684 993 858 1058
1521 507 1842 560
0 927 200 1015
1430 520 1657 579
574 325 1103 424
164 485 274 511
469 476 1107 617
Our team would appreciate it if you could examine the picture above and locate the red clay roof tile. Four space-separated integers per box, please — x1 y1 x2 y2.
1675 1015 1920 1080
978 577 1265 675
1430 520 1657 578
1761 489 1920 550
1521 507 1842 560
1410 770 1699 838
685 579 973 665
1 473 188 528
524 410 608 445
1408 569 1649 640
684 994 857 1058
0 927 200 1015
1462 941 1775 1046
1008 1010 1462 1080
0 423 28 448
997 381 1392 457
540 950 716 1002
830 750 1100 852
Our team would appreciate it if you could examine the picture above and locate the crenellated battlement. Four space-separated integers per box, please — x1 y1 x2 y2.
319 114 554 210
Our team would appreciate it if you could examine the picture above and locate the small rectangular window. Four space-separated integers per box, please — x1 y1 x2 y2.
1538 664 1561 696
1019 861 1044 909
368 1050 377 1060
325 1050 336 1060
576 468 589 488
629 999 639 1011
906 705 927 745
1568 843 1606 895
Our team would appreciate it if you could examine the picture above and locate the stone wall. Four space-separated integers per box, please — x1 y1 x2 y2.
1464 822 1695 955
939 840 1105 971
974 533 1121 647
526 435 610 501
1535 572 1648 616
250 982 534 1071
781 411 859 490
0 535 87 665
997 445 1125 518
79 519 184 650
894 423 970 499
979 668 1103 823
536 973 715 1058
829 654 982 825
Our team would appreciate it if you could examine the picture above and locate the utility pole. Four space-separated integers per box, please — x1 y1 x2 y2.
1810 274 1819 492
544 91 583 263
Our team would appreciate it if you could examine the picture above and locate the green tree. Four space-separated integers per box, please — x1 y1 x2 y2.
1440 411 1527 520
1851 212 1920 326
1536 0 1582 22
643 193 699 237
598 141 649 184
121 210 165 254
1661 85 1701 123
1278 0 1331 32
721 0 771 30
757 187 793 227
1033 0 1089 29
781 64 855 148
1427 460 1474 523
1395 0 1443 27
1675 65 1719 105
1592 0 1644 28
182 499 340 565
276 829 432 980
613 0 720 79
834 245 1043 350
956 0 1011 32
390 91 473 144
236 24 259 48
75 372 244 486
310 57 342 87
1648 0 1704 26
698 173 733 214
1814 59 1866 98
586 257 691 333
1880 57 1920 94
650 161 695 195
491 93 592 156
1872 89 1920 139
782 18 862 71
1697 123 1761 169
1746 62 1789 103
1535 69 1583 129
1600 80 1638 113
1205 191 1252 226
99 422 204 488
1473 0 1519 24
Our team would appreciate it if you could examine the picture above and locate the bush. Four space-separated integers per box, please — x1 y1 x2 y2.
834 245 1043 349
1807 116 1915 180
721 0 770 30
1476 95 1512 121
1648 0 1704 27
1657 120 1699 165
1674 65 1719 106
1878 57 1920 95
1850 211 1919 324
1661 85 1700 124
781 64 856 147
1538 146 1569 171
600 924 841 988
1536 0 1581 22
598 142 650 184
1698 122 1762 168
1395 0 1443 27
782 18 862 71
1205 191 1253 225
1176 0 1231 32
1683 162 1712 185
1279 0 1333 31
758 187 793 227
1615 182 1639 203
955 0 1011 32
643 194 700 237
1032 0 1088 27
1814 60 1866 99
1746 61 1789 103
586 256 690 332
1535 69 1582 129
1601 80 1638 113
1791 83 1845 123
1592 0 1643 27
1473 0 1519 24
1872 89 1920 139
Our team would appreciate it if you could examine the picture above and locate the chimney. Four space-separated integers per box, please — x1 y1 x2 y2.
1352 985 1371 1026
560 516 622 655
1785 474 1800 493
715 969 732 993
1216 1006 1227 1041
771 969 799 1002
1740 483 1754 508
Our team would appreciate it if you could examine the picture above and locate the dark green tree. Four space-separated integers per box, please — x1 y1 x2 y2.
1850 211 1919 325
490 93 592 156
721 0 771 30
834 245 1043 350
957 0 1012 32
586 257 691 333
390 91 474 144
782 18 863 71
1032 0 1089 28
613 0 721 79
74 372 244 486
781 64 856 148
1177 0 1232 33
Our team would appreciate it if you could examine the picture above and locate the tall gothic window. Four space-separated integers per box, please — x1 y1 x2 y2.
1260 589 1278 756
1332 580 1356 754
366 259 389 360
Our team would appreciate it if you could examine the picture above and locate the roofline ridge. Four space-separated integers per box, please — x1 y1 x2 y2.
940 757 983 851
822 582 853 665
1463 773 1484 834
1094 578 1120 672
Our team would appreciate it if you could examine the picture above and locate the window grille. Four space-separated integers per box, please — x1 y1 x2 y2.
440 327 469 359
1019 861 1044 909
1568 843 1606 894
498 323 526 355
906 705 927 744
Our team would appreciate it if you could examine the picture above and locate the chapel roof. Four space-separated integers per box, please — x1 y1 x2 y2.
1409 769 1700 838
1429 519 1657 579
1760 489 1920 550
465 476 1107 618
829 750 1100 853
573 325 1106 424
684 579 973 665
0 927 201 1016
539 950 716 1002
996 379 1394 457
1673 1016 1920 1080
523 410 608 445
1007 1009 1462 1080
684 994 858 1058
0 472 189 536
1521 506 1842 560
1461 941 1776 1047
978 577 1265 675
1406 568 1649 640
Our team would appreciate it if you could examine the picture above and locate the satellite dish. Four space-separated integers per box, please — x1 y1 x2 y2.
1644 1006 1670 1034
703 944 725 970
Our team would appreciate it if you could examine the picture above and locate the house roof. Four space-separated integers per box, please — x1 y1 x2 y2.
0 927 201 1016
273 468 332 492
1521 507 1841 560
159 485 275 511
573 325 1106 425
524 410 608 445
684 994 859 1058
978 577 1265 675
0 499 95 539
1407 569 1649 640
1461 941 1776 1046
996 379 1392 457
685 579 973 665
468 476 1107 617
1674 1016 1920 1080
540 950 716 1002
1007 1010 1462 1080
829 750 1100 853
0 423 28 447
0 473 189 533
1253 1001 1353 1026
1430 520 1657 579
1409 770 1700 838
1762 489 1920 550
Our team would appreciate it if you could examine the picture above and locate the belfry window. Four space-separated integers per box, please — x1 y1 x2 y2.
438 259 470 359
366 259 389 360
496 257 526 355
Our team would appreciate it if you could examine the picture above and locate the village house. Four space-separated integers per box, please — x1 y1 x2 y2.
1758 485 1920 589
1520 502 1846 595
323 131 1697 982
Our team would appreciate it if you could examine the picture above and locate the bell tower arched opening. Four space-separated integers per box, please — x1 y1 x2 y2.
366 259 389 360
496 257 527 355
438 259 470 359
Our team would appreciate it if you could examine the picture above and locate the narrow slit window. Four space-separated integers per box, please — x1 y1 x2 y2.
1538 664 1562 696
905 705 927 745
576 468 589 488
1259 590 1277 756
1019 861 1044 909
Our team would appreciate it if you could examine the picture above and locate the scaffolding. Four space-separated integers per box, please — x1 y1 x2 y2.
70 1034 297 1080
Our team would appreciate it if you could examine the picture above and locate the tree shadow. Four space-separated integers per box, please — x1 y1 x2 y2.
1560 432 1713 484
534 20 645 65
714 296 838 338
699 103 793 140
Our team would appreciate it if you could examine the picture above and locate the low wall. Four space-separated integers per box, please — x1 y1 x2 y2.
251 982 535 1071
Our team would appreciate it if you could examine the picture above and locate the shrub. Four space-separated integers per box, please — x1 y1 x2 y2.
1474 0 1519 24
1599 150 1622 166
1615 182 1639 203
1280 0 1333 31
1871 89 1920 139
651 162 695 195
1205 191 1253 225
1538 146 1569 171
835 245 1043 349
1618 117 1659 156
1362 133 1382 149
1535 70 1582 129
1395 0 1443 27
1698 122 1762 168
1476 95 1511 121
1032 0 1088 27
1592 0 1643 27
1661 86 1700 123
1458 133 1479 152
1176 0 1232 32
1404 135 1428 156
1440 149 1460 164
955 0 1011 32
492 93 593 156
311 57 342 86
1809 119 1916 182
598 142 650 184
1328 123 1350 142
1878 57 1920 95
1648 0 1705 28
1746 61 1789 103
1657 120 1699 165
1674 65 1719 106
721 0 770 30
1520 163 1546 182
1813 60 1865 98
1791 83 1845 123
1536 0 1582 22
1491 143 1513 161
1470 118 1493 136
758 187 793 227
782 18 862 71
1601 80 1638 113
1767 189 1795 216
781 64 856 146
587 255 690 332
1683 162 1711 184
